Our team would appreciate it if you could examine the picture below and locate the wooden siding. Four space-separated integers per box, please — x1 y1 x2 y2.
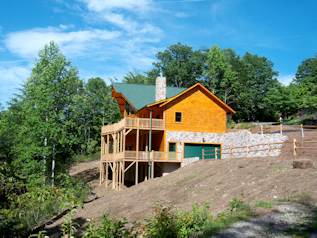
164 88 227 133
152 131 165 151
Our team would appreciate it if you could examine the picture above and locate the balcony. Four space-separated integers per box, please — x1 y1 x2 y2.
100 151 182 162
102 117 165 134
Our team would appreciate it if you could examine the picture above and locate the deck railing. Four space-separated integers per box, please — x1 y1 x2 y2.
101 150 182 162
102 118 165 134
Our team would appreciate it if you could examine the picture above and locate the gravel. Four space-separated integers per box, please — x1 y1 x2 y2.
211 204 313 238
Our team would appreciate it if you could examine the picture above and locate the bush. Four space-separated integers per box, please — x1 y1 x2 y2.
2 187 78 237
55 173 91 202
236 123 256 130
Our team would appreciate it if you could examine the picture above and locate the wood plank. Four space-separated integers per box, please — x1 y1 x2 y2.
135 161 138 185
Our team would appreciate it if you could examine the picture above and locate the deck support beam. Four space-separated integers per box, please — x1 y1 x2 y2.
135 161 138 185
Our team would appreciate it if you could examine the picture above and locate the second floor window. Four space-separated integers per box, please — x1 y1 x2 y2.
175 112 182 122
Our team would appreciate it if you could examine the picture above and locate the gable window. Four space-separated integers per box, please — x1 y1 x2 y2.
125 101 135 115
175 112 182 122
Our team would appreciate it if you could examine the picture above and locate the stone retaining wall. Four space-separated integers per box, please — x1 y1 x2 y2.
166 130 288 159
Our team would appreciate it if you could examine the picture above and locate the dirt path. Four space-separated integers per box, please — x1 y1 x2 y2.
45 129 317 237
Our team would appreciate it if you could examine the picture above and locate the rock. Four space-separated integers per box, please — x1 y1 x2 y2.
293 159 313 169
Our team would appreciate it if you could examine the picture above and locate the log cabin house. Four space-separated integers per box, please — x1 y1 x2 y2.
100 76 235 190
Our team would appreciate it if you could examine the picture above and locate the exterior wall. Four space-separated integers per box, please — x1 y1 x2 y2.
125 134 136 150
166 130 288 159
164 88 227 133
152 131 165 151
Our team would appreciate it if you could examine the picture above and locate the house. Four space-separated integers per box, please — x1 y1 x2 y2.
100 76 235 190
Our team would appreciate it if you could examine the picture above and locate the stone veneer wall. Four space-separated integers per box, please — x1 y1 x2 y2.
155 76 166 102
166 130 288 159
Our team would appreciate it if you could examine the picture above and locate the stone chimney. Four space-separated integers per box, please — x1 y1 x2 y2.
155 76 166 102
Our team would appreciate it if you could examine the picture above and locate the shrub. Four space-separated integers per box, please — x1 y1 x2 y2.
55 173 91 202
2 186 78 237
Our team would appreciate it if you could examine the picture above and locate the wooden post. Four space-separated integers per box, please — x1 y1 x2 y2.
261 125 263 134
136 129 139 160
301 124 304 146
145 163 148 181
230 146 233 159
202 149 205 160
293 139 297 156
120 131 123 152
215 148 217 159
99 162 102 185
122 161 125 190
135 161 138 185
119 161 122 191
112 162 116 190
105 162 108 187
106 134 109 154
268 141 271 157
150 150 154 179
280 124 282 134
247 144 249 157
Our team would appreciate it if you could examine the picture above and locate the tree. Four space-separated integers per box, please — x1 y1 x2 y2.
147 42 205 87
75 77 121 154
293 53 317 112
233 52 279 121
122 68 153 85
13 41 83 186
263 82 299 118
202 45 239 105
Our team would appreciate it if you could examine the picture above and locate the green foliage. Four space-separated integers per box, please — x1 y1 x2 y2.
203 45 239 105
2 186 77 237
55 173 91 202
61 201 80 238
255 200 273 208
236 123 256 130
147 42 205 87
29 230 48 238
141 202 213 238
122 68 153 85
227 120 236 129
83 212 134 238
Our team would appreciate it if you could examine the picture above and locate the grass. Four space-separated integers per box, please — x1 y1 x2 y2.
255 200 273 208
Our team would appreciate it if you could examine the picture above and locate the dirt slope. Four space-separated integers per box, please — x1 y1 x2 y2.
46 130 317 237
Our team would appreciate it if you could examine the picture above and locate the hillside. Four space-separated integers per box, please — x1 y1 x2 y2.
45 130 317 237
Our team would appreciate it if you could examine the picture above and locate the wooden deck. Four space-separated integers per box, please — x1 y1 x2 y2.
101 151 182 162
102 117 165 134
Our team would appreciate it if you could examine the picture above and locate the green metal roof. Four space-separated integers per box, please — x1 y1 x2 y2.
112 83 187 111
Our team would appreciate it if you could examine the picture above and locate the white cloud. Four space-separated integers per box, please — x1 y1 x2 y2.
80 0 153 12
175 12 189 18
4 26 121 58
278 74 294 86
0 63 32 104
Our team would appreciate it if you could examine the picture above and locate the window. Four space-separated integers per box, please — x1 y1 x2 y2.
125 101 135 115
156 114 160 119
169 142 176 152
175 112 182 122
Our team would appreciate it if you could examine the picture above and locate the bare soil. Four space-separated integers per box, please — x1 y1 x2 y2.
45 129 317 237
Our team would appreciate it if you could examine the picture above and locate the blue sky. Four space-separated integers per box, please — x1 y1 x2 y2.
1 0 316 106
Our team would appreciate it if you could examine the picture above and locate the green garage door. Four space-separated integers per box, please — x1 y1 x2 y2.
184 143 221 159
